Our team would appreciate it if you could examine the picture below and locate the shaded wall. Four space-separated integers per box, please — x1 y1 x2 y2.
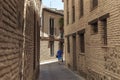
0 0 41 80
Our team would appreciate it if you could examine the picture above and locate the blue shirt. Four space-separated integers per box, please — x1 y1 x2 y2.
57 50 63 57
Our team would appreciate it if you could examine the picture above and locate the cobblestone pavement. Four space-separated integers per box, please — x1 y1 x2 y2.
38 62 85 80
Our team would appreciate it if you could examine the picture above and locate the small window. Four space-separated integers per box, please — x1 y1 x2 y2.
91 0 98 9
72 6 75 23
67 37 70 53
79 32 85 53
91 22 98 34
66 0 69 25
80 0 83 17
72 0 75 23
67 11 69 25
49 18 54 35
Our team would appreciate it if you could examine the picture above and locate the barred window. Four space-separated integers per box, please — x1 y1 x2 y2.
99 13 109 45
101 19 107 45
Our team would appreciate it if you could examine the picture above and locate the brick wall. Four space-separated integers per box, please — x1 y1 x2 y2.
64 0 120 80
0 0 41 80
23 1 40 79
0 0 23 80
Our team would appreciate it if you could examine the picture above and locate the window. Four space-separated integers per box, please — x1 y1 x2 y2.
67 37 70 53
50 42 54 56
101 19 107 45
67 11 69 24
79 30 85 53
91 0 98 9
72 6 75 23
72 0 75 23
49 18 54 35
66 0 68 9
88 19 98 34
99 13 109 45
66 0 69 25
80 0 83 17
91 22 98 34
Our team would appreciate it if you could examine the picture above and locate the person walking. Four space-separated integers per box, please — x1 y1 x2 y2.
56 49 63 64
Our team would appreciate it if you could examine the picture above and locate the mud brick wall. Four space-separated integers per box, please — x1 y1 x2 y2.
0 0 41 80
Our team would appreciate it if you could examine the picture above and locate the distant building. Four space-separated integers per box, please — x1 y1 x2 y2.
64 0 120 80
40 8 64 61
41 8 63 37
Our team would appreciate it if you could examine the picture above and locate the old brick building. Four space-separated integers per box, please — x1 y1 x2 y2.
40 8 63 59
0 0 41 80
64 0 120 80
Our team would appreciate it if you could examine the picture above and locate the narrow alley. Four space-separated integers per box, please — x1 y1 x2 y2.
1 0 120 80
39 62 85 80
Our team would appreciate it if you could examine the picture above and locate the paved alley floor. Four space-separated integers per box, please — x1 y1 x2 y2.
39 62 85 80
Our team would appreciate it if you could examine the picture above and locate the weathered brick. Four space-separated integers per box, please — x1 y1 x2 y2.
64 0 120 80
0 0 41 80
